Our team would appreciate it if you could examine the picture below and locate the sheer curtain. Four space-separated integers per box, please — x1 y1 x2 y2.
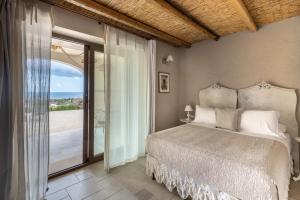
104 25 152 170
148 40 156 133
0 1 52 199
21 3 52 200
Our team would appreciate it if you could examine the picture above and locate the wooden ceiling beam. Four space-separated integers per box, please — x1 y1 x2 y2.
44 0 191 47
152 0 218 40
228 0 257 31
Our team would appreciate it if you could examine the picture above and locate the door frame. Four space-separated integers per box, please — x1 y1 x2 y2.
88 45 105 162
49 33 104 179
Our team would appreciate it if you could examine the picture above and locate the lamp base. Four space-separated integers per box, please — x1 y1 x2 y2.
186 112 191 120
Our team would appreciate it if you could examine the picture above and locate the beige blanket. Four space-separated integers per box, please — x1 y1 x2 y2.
146 124 291 200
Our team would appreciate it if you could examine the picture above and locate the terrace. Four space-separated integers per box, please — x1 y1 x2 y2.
49 110 83 174
49 109 105 174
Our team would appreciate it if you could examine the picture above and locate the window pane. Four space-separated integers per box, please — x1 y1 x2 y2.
49 38 84 174
94 51 105 156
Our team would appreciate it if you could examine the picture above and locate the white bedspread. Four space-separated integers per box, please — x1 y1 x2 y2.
146 124 291 200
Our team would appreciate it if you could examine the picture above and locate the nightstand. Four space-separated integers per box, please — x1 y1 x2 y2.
293 137 300 181
180 118 193 124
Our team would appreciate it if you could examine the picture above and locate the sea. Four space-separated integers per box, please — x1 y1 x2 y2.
50 92 83 99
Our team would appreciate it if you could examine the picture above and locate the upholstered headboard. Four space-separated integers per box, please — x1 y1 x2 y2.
198 82 299 173
199 83 237 109
238 81 299 173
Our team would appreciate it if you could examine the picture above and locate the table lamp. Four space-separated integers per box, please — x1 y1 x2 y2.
184 105 193 120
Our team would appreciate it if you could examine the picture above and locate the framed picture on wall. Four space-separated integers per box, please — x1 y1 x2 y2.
158 72 170 93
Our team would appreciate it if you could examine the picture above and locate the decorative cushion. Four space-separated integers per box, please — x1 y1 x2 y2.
215 108 239 131
193 105 216 126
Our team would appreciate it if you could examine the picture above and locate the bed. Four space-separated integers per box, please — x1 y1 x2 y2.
146 82 299 200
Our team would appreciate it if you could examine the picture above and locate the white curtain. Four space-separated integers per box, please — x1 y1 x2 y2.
21 3 52 200
0 1 52 199
104 25 153 170
148 40 156 133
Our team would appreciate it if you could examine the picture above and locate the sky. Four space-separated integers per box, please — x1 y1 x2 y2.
50 60 83 93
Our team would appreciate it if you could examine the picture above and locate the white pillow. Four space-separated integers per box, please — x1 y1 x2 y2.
240 110 281 137
193 105 216 126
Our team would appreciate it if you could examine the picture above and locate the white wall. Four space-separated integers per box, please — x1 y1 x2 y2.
52 6 104 38
52 6 104 42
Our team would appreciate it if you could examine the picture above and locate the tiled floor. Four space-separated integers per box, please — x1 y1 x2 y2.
46 157 300 200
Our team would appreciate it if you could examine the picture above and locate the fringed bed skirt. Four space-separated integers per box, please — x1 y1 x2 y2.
146 154 239 200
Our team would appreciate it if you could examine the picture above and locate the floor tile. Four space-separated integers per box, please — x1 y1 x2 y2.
106 189 138 200
45 189 69 200
75 170 94 182
135 188 154 200
47 174 79 195
97 176 124 189
46 158 300 200
75 162 108 182
84 186 122 200
66 177 103 200
289 180 300 200
110 165 153 194
143 181 176 200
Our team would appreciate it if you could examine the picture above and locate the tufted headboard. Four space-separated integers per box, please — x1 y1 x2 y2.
199 83 237 109
238 82 299 173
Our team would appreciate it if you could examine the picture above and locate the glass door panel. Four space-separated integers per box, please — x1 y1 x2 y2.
49 38 85 174
48 34 105 177
93 51 105 156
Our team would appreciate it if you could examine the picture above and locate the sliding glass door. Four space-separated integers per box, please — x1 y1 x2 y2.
89 48 105 160
49 34 104 176
49 38 85 174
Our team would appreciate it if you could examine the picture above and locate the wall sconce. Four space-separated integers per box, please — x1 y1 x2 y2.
162 54 174 64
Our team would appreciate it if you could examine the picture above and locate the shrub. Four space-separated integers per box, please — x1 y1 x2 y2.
49 104 80 111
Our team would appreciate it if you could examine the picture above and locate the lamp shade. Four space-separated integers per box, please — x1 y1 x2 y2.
184 105 193 112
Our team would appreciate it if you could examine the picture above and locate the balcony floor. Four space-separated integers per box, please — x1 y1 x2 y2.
49 110 104 174
49 128 83 174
